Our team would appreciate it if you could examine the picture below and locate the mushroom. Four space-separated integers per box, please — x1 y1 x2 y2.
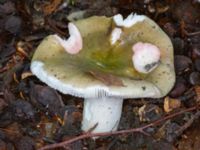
31 13 175 133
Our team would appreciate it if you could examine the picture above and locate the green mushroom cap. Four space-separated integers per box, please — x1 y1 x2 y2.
31 14 175 99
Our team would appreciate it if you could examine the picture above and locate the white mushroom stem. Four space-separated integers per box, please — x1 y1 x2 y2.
54 23 83 54
82 97 123 133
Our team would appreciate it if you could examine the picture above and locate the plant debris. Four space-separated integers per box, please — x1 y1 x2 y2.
0 0 200 150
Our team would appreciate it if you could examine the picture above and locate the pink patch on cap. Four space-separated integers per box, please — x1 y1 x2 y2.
54 23 83 55
132 42 161 73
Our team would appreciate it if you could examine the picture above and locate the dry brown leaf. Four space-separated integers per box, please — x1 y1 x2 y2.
21 71 33 80
194 86 200 103
16 46 29 58
42 0 62 15
88 70 124 86
164 96 181 113
0 98 8 111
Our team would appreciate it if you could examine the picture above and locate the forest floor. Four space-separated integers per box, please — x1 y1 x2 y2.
0 0 200 150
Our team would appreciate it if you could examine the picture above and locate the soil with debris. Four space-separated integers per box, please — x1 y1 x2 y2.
0 0 200 150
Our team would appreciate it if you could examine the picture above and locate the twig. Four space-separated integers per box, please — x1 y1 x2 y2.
175 111 200 136
0 66 8 73
38 105 199 150
185 31 200 36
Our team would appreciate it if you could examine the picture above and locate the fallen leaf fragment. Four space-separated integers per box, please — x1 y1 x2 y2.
138 104 162 122
164 96 181 113
194 86 200 103
42 0 62 15
21 71 33 80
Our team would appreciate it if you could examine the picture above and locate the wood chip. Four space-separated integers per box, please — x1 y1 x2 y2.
21 71 33 80
164 96 181 113
194 86 200 103
42 0 62 15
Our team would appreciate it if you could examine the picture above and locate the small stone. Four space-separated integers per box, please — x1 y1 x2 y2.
5 16 22 35
12 100 35 120
169 77 187 98
174 55 192 74
30 84 64 116
172 38 184 55
163 23 176 37
189 72 200 85
195 59 200 72
164 97 181 113
192 47 200 59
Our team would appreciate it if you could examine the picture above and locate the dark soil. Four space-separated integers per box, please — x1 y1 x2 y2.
0 0 200 150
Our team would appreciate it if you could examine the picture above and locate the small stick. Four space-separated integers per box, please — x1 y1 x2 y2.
185 31 200 36
38 105 199 150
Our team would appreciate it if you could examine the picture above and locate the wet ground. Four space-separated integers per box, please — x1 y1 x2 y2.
0 0 200 150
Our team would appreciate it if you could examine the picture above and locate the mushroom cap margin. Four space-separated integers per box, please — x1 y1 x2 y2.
31 15 175 99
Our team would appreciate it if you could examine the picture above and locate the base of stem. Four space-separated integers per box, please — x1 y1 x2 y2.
81 97 123 133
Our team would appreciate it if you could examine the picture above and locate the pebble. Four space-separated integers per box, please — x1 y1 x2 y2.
195 59 200 72
189 72 200 85
172 38 184 55
12 100 35 120
169 77 187 98
192 47 200 59
5 16 22 35
174 55 192 74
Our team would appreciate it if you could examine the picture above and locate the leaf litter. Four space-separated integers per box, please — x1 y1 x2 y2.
0 0 200 150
